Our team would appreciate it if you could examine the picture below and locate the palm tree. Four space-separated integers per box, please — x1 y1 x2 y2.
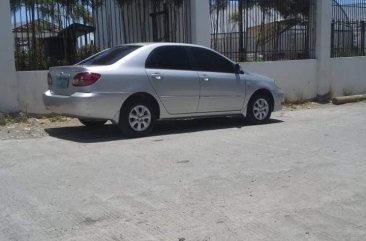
272 0 312 58
273 0 311 19
233 0 312 61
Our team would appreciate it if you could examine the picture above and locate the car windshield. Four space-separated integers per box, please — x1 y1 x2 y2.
78 45 141 65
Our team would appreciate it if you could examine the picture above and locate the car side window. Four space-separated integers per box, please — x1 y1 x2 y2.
146 46 192 71
190 47 234 73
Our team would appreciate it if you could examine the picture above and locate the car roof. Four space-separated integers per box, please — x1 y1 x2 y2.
118 42 209 49
113 42 236 65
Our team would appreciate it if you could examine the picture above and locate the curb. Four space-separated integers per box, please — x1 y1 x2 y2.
332 94 366 105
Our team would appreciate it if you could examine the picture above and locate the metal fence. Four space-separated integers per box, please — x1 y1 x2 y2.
331 1 366 57
11 0 192 71
209 0 316 62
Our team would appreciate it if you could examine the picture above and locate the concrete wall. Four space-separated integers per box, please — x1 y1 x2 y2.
17 71 49 114
0 0 19 112
243 60 318 102
330 57 366 96
14 57 366 114
15 60 317 115
316 0 333 98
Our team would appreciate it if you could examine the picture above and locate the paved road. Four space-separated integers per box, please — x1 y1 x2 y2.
1 102 366 241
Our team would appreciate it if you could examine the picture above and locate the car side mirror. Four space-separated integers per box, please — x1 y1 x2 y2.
234 63 241 74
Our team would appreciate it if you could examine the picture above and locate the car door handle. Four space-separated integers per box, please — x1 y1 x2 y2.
151 73 163 80
200 75 209 81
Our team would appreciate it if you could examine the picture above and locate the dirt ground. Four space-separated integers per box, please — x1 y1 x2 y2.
0 102 323 140
0 115 79 140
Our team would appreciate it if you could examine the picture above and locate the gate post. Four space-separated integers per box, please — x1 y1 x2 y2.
190 0 211 47
0 0 19 112
315 0 333 101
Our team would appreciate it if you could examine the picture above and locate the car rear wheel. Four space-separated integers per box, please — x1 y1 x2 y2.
246 94 272 124
119 101 157 137
79 119 107 128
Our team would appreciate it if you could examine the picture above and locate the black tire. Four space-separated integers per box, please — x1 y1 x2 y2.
246 93 272 124
119 100 157 137
79 119 107 128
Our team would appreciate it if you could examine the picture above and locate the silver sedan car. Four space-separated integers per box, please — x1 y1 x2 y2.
44 43 284 137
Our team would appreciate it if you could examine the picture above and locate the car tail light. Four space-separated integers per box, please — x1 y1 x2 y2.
47 73 52 86
72 73 101 87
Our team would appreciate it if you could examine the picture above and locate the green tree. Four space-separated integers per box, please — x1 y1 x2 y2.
234 0 312 60
11 0 101 69
273 0 312 59
273 0 311 19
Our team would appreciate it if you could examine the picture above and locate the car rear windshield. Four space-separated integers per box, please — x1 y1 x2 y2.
78 45 141 65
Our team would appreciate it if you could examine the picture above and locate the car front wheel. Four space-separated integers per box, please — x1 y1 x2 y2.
246 94 272 124
119 101 156 137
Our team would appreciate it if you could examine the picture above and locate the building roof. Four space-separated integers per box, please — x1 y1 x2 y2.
12 19 62 34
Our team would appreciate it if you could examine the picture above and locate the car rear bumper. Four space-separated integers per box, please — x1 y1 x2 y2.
272 89 285 112
43 90 128 121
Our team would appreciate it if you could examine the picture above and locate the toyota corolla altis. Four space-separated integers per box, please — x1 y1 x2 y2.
44 43 284 137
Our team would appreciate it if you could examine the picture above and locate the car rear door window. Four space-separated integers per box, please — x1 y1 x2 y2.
146 46 191 70
190 47 234 73
78 45 141 65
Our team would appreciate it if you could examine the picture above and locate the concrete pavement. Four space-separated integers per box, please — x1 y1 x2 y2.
0 102 366 241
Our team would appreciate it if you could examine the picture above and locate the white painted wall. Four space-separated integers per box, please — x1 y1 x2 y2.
14 57 366 114
0 0 19 112
16 71 50 114
15 60 318 115
242 60 318 101
330 57 366 96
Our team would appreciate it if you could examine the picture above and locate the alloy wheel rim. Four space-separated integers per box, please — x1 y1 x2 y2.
253 98 269 120
129 105 151 132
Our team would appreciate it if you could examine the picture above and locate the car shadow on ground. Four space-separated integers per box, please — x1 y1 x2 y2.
44 116 283 143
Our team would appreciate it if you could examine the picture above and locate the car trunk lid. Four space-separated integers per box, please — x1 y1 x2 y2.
49 66 89 96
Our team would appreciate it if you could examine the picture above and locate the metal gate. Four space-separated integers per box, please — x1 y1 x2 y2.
94 0 192 49
11 0 192 71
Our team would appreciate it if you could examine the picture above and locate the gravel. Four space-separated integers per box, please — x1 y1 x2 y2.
0 102 327 140
0 115 79 140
